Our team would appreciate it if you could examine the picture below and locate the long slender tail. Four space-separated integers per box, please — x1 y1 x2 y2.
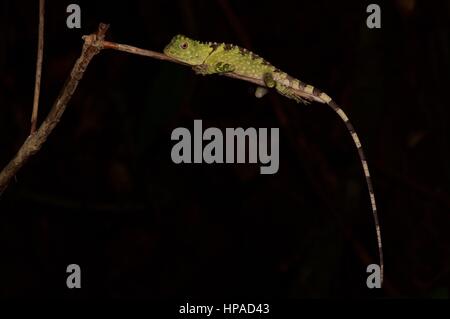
304 85 384 285
270 74 383 284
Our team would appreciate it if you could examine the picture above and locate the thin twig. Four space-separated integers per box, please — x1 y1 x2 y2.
216 0 252 48
30 0 45 134
0 23 109 194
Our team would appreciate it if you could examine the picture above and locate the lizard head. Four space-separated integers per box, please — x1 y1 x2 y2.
164 34 213 65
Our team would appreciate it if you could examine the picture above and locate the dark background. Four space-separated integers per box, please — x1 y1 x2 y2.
0 0 449 298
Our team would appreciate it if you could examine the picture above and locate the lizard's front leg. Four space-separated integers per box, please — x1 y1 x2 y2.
192 62 235 75
214 62 235 73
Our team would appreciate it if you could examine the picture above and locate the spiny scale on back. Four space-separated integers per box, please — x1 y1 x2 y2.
164 34 384 285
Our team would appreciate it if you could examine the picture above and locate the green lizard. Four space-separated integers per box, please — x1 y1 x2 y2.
164 34 384 286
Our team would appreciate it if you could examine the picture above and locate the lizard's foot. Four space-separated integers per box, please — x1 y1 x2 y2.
263 73 276 88
192 64 210 75
276 84 311 104
255 86 269 98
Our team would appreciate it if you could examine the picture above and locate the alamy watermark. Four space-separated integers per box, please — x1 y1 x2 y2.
66 4 81 29
366 4 381 29
66 263 81 289
366 263 382 288
171 120 279 174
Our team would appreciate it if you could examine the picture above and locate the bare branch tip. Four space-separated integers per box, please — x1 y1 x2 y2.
81 23 110 45
97 23 110 38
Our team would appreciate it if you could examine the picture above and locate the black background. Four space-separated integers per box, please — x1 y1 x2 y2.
0 0 449 298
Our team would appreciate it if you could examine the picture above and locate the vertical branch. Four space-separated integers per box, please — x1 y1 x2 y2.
30 0 45 134
216 0 252 48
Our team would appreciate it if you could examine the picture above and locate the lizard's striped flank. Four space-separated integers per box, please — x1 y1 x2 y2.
312 87 384 285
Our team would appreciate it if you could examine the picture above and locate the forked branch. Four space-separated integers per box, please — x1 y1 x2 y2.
0 23 109 194
0 23 321 194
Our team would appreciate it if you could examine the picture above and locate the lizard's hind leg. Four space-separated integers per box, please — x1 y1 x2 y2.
254 72 277 98
263 72 277 88
255 87 269 98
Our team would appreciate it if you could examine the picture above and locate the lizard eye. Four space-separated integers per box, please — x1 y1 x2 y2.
180 42 188 49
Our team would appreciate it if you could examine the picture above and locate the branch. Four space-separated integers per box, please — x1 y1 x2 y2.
0 23 109 194
1 22 322 194
30 0 45 134
101 41 323 103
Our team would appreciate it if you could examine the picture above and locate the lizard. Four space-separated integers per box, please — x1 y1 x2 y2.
163 34 384 285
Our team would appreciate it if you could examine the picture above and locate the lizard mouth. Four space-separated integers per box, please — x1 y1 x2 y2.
163 46 173 56
163 48 190 64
